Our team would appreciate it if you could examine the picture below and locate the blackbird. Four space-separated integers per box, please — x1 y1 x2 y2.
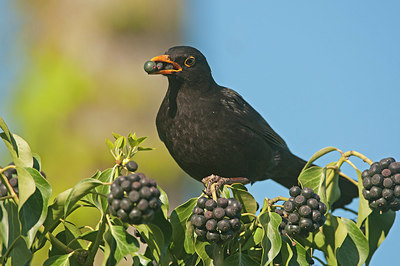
146 46 358 209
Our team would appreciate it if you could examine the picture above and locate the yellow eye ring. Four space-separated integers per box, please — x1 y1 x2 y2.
184 56 195 67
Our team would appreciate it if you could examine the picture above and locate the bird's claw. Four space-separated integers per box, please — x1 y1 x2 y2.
202 175 251 197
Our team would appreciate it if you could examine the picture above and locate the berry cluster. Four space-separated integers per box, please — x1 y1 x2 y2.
1 162 46 197
361 157 400 212
107 172 161 224
191 196 242 243
144 61 175 74
276 186 327 237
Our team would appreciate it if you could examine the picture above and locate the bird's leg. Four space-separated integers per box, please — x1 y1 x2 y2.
202 175 251 196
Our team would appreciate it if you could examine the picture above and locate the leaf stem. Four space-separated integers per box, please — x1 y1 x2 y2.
85 214 107 266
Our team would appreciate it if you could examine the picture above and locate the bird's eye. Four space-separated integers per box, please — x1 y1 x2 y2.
184 56 195 67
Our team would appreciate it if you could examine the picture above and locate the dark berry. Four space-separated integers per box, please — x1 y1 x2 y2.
319 215 326 225
129 208 142 224
117 176 127 185
392 174 400 185
389 198 400 211
382 188 394 200
362 177 373 189
220 230 234 241
144 60 157 73
193 206 204 215
369 186 382 199
191 215 206 228
3 167 16 179
299 218 313 231
120 198 133 212
389 162 400 174
117 209 128 222
9 177 18 187
393 186 400 197
228 199 242 212
275 209 284 216
126 161 138 172
206 231 220 243
149 198 160 209
204 211 213 220
369 200 378 209
299 205 312 217
301 187 314 199
289 186 301 197
229 218 241 231
213 207 225 220
205 199 217 211
382 169 392 177
288 212 300 224
283 200 296 212
217 219 231 232
285 224 300 235
361 170 370 179
197 197 208 208
107 193 114 204
318 202 327 215
225 206 239 218
139 177 150 187
376 198 387 207
140 186 152 199
371 174 383 186
383 178 394 188
195 228 207 238
127 173 140 182
307 198 319 209
294 195 306 207
0 184 7 196
312 193 320 201
131 181 141 191
311 210 322 222
128 190 140 203
362 189 371 200
121 180 132 192
149 186 160 197
111 199 120 211
137 199 149 211
368 162 381 176
217 197 228 208
380 157 396 169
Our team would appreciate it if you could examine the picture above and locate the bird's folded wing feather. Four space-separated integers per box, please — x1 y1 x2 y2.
220 87 289 150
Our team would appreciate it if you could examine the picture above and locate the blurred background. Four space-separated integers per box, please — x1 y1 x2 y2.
1 0 399 264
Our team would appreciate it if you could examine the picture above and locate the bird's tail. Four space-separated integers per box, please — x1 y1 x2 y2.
271 150 358 209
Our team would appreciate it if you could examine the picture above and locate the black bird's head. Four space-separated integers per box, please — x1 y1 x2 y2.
144 46 213 84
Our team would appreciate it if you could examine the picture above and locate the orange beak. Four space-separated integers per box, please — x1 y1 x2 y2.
149 55 182 74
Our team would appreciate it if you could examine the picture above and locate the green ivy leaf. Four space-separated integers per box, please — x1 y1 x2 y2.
356 169 372 227
43 253 74 266
242 226 263 250
302 146 340 170
105 139 115 150
103 224 139 265
169 198 197 258
194 240 213 266
280 237 309 266
91 168 114 213
135 224 170 264
63 177 103 218
259 211 282 265
159 186 169 218
222 252 259 266
0 133 33 169
298 166 328 208
365 210 395 265
324 162 341 207
314 213 347 265
337 217 369 266
8 236 32 266
16 166 36 211
114 136 126 150
230 184 257 223
19 168 52 247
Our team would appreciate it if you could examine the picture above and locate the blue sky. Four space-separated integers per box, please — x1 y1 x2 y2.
184 0 399 264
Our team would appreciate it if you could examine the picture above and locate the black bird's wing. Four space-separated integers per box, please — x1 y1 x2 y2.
219 87 289 150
